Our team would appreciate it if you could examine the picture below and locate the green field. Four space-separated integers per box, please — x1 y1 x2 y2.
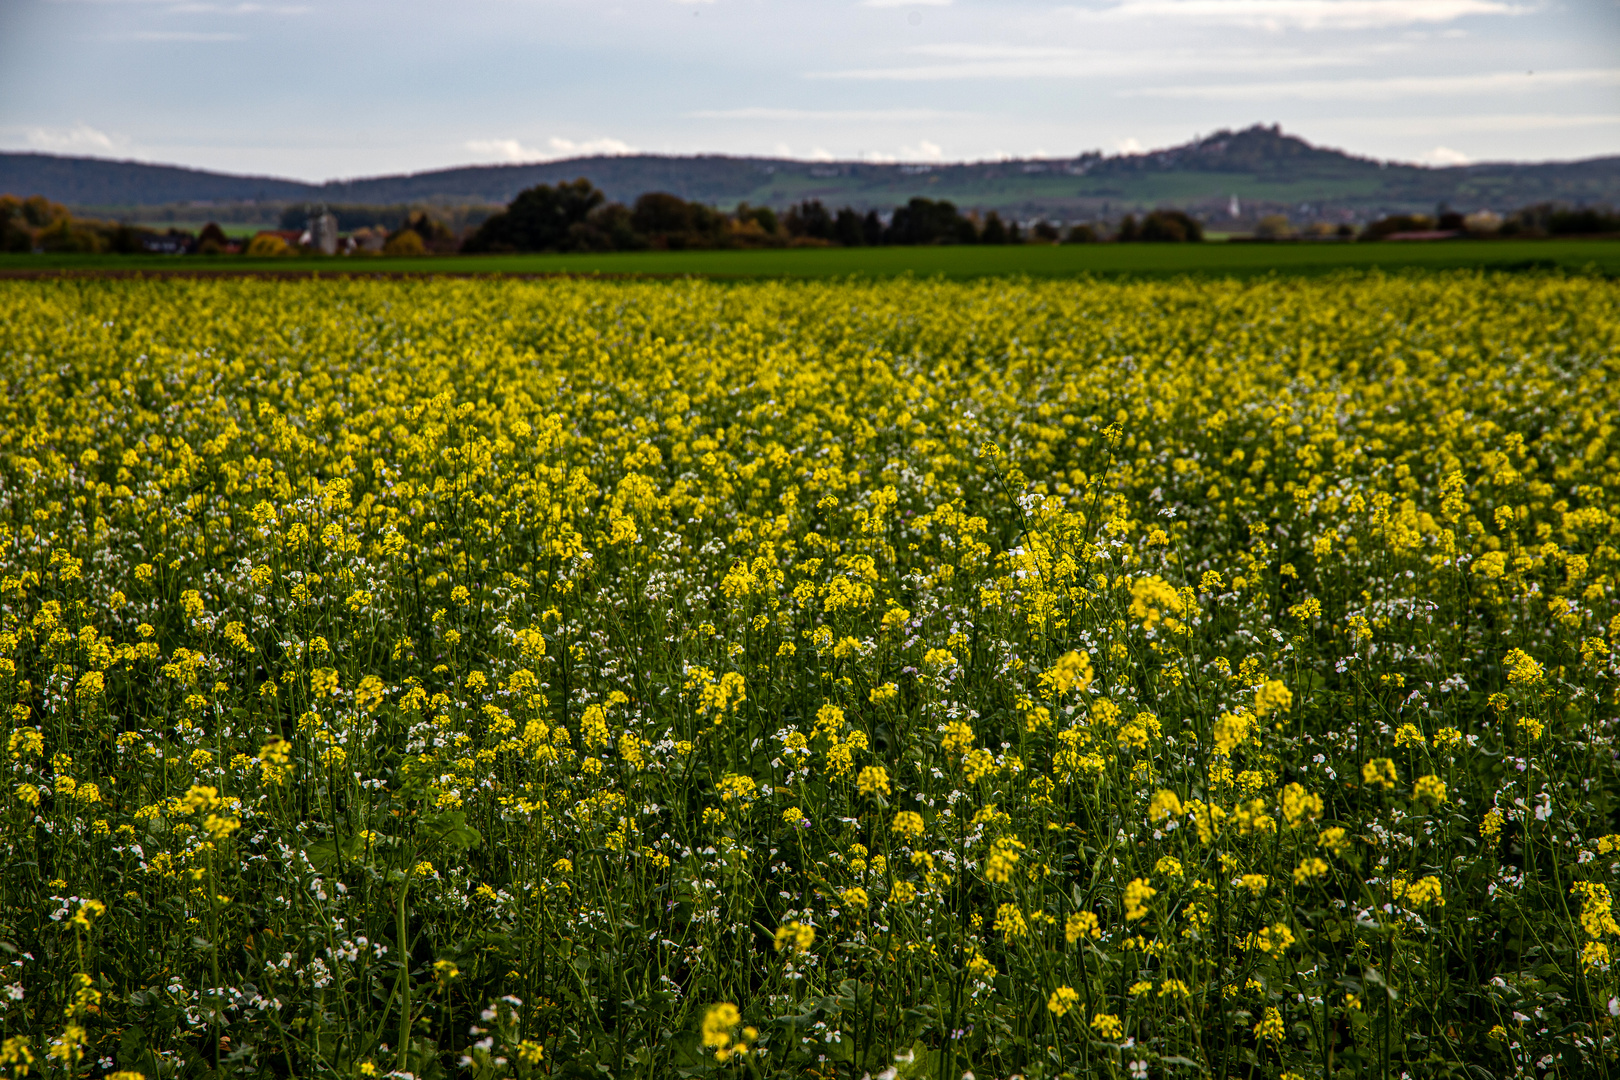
2 237 1617 280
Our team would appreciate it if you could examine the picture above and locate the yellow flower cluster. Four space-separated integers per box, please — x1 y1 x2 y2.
2 273 1618 1078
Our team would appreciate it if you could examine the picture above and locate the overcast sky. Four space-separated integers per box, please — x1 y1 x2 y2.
1 0 1617 181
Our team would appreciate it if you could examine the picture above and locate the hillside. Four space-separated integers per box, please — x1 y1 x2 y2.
4 125 1616 223
0 153 316 206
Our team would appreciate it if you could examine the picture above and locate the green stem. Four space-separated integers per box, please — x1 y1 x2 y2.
396 878 411 1073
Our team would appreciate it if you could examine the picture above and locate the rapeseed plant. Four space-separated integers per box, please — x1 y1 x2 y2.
0 272 1617 1078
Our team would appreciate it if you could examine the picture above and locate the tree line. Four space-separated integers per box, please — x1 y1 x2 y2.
4 184 1618 256
457 178 1207 252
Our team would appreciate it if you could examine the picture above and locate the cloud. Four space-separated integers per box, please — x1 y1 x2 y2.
1061 0 1530 31
547 136 635 157
858 140 944 163
129 29 245 40
25 124 122 154
810 42 1391 80
808 147 835 161
1127 67 1620 101
1117 136 1144 152
1420 146 1470 164
464 136 636 162
861 0 951 6
465 138 546 162
686 107 965 121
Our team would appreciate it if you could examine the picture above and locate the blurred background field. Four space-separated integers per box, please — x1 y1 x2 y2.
3 237 1619 279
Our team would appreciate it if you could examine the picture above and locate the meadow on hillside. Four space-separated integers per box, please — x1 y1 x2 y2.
1 273 1618 1080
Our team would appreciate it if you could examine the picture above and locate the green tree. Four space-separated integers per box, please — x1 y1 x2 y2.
1254 214 1294 240
463 179 606 253
197 222 230 255
1359 213 1434 240
1139 209 1203 242
630 193 724 250
382 229 427 256
397 211 456 251
734 202 779 236
885 198 975 245
861 210 884 245
833 208 865 247
784 200 834 241
566 203 641 251
19 194 69 229
980 211 1009 245
0 196 34 252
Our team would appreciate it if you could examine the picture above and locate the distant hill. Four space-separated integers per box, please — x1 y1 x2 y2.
5 125 1617 223
0 153 317 206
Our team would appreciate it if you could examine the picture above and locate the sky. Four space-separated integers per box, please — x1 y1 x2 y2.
1 0 1617 181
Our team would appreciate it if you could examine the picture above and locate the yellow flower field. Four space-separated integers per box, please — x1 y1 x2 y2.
1 273 1618 1079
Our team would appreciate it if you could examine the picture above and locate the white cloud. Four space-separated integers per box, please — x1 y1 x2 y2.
129 29 245 40
1062 0 1530 32
808 146 835 161
1117 136 1144 152
862 0 951 7
548 136 635 157
859 142 945 163
465 138 545 162
1421 145 1471 164
1129 67 1620 101
686 107 964 121
25 124 121 154
901 139 944 159
465 136 636 161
